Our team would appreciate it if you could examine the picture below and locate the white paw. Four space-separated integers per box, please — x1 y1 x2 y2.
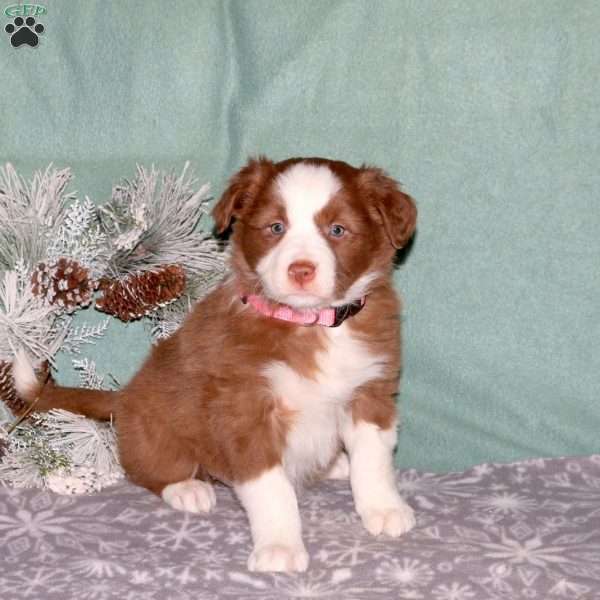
162 479 216 514
248 543 309 573
325 452 350 480
359 501 416 537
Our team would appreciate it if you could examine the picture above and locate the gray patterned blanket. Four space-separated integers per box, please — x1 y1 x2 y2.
1 455 599 599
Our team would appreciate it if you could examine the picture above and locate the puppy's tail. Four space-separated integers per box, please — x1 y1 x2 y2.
11 349 117 421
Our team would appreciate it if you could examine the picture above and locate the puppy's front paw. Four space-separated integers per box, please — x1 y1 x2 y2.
162 479 216 514
248 543 309 573
359 501 416 537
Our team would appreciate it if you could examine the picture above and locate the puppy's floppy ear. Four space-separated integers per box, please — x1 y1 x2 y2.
212 157 275 233
358 166 417 249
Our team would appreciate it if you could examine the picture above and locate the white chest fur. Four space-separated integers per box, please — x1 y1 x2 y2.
262 324 385 483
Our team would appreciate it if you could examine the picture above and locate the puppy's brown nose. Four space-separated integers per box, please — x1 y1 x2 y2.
288 261 316 285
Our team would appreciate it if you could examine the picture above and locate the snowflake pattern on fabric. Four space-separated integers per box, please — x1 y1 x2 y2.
1 455 599 599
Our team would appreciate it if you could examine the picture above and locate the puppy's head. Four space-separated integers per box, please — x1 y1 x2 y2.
213 157 416 308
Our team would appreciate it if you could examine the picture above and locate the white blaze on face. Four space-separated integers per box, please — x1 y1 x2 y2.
256 163 340 308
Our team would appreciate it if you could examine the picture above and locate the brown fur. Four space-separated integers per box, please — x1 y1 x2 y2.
16 157 416 497
347 283 403 429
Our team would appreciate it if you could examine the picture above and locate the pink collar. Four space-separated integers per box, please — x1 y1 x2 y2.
241 294 365 327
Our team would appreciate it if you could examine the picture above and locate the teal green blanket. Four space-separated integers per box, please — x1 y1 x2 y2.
2 0 599 471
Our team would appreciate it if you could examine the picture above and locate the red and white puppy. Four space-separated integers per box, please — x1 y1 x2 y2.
13 157 417 573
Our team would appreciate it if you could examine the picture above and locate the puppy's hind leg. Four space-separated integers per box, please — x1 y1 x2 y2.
161 476 216 514
118 418 216 514
325 450 350 480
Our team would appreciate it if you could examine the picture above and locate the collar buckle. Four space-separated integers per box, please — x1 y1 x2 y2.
331 298 366 327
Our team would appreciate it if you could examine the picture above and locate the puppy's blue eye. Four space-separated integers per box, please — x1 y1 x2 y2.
270 222 286 235
329 224 346 238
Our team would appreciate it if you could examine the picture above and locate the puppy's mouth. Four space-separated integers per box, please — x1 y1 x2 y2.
273 292 330 309
260 278 368 310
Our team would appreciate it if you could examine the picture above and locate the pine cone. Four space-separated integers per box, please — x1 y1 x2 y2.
0 359 22 414
31 258 94 313
95 264 186 322
0 359 50 415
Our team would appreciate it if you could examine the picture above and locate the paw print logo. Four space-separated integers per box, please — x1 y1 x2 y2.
5 16 45 48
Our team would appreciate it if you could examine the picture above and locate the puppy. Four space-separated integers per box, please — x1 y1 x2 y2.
13 157 417 573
